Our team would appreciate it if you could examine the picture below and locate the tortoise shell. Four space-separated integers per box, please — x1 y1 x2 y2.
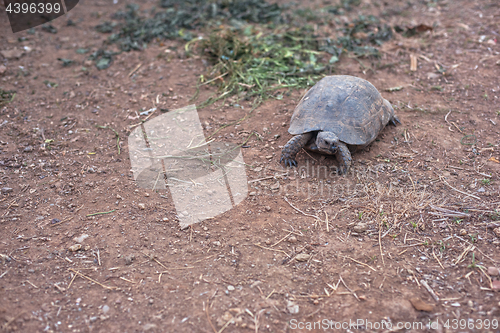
288 75 395 146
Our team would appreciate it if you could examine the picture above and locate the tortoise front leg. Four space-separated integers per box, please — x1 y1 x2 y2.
335 142 352 175
280 133 313 167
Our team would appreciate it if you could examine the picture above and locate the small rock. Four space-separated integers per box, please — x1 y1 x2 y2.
460 229 467 236
162 217 169 222
492 280 500 291
0 65 6 75
295 253 310 262
450 302 461 307
270 182 280 190
287 300 299 314
254 167 263 172
124 254 135 265
265 155 273 159
410 298 434 312
488 267 500 276
41 303 51 312
73 234 89 243
143 323 157 331
212 241 221 247
264 206 271 211
144 193 150 197
69 244 82 252
0 48 24 59
102 305 110 314
287 236 298 243
1 187 13 194
353 223 368 233
138 203 146 210
493 227 500 238
265 240 271 245
468 300 474 308
249 191 257 196
23 146 33 152
227 285 235 291
477 187 486 193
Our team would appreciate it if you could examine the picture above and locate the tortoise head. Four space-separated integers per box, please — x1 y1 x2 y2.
316 131 339 154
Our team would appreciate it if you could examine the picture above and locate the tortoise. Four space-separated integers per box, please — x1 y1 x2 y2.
280 75 400 174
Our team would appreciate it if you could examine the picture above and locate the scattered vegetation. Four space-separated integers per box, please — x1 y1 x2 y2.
0 89 16 106
91 0 393 104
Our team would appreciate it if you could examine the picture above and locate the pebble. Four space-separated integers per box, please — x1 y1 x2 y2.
270 182 280 190
264 206 271 211
353 223 368 233
227 285 235 291
287 236 298 243
493 227 500 238
162 217 169 222
460 229 467 236
23 146 33 152
487 267 499 276
0 65 6 74
409 298 434 312
265 155 273 159
254 167 263 172
138 203 145 210
144 193 150 197
124 254 135 265
249 192 257 196
102 305 110 314
1 187 13 194
286 300 299 314
73 234 89 243
295 253 310 262
69 244 82 252
450 302 461 307
492 280 500 291
477 187 485 193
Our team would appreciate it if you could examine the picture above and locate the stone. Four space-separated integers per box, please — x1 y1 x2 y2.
138 203 146 210
410 298 434 312
295 253 310 262
270 182 280 190
287 300 299 314
102 305 110 314
69 244 82 252
353 223 368 233
1 187 13 194
487 267 499 276
73 234 89 243
287 236 298 243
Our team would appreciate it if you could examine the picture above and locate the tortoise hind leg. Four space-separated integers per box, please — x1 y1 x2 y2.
280 133 313 167
335 142 352 175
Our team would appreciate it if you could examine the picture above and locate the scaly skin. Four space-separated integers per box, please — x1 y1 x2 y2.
280 133 313 167
335 141 352 175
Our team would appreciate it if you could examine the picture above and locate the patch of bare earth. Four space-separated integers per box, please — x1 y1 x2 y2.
1 0 499 332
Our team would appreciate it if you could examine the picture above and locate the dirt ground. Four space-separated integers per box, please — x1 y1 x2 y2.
1 0 500 332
